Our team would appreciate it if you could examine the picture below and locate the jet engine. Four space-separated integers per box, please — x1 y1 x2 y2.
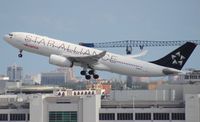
49 54 73 67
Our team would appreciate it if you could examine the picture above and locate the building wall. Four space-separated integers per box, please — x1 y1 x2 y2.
29 94 101 122
29 94 50 122
158 84 184 101
41 72 66 85
157 84 200 102
183 84 200 100
110 90 170 101
82 95 101 122
99 108 185 122
185 94 200 122
41 68 76 85
0 80 6 94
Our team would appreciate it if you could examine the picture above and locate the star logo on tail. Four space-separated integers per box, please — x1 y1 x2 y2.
171 52 185 66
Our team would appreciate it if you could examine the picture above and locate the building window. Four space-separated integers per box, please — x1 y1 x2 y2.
185 75 189 79
27 114 30 121
49 111 77 122
153 113 169 120
190 75 197 79
172 113 185 120
10 114 26 121
117 113 133 120
99 113 115 120
135 113 151 120
0 114 8 121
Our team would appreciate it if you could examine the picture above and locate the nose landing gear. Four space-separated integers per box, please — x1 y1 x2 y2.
18 50 23 58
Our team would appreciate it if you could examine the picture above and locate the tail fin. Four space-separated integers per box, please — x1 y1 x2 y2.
151 42 197 70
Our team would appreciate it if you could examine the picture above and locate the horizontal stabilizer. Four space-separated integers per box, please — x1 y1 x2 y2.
162 68 182 75
126 50 148 58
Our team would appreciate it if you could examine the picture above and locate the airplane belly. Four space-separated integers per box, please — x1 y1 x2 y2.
101 61 141 76
101 58 165 77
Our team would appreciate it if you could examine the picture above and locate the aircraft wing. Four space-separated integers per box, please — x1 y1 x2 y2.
63 51 106 65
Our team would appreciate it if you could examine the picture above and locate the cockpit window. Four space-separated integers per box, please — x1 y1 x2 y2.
9 33 13 37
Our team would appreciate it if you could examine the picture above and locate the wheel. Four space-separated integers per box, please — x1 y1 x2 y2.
85 75 91 80
88 70 95 75
18 54 23 58
93 74 99 79
80 70 86 75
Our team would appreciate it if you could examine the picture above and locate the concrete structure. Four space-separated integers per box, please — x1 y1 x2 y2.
0 75 9 80
185 94 200 122
158 83 200 101
7 85 60 94
0 80 60 94
7 65 23 81
0 80 21 94
110 90 172 101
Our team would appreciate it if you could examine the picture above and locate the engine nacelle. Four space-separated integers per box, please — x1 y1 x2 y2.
49 54 73 67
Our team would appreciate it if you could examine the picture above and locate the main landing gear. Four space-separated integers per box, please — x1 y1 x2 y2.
80 69 99 80
18 50 23 58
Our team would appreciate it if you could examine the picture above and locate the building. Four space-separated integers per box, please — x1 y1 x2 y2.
148 80 164 90
7 85 60 94
56 67 76 82
0 88 104 122
0 79 22 94
168 69 200 84
0 75 9 80
0 89 189 122
86 83 111 94
41 72 67 85
7 65 23 81
41 67 76 85
185 94 200 122
0 78 200 122
127 76 150 89
23 74 41 84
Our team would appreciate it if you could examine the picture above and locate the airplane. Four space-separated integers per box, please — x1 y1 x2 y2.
4 32 197 80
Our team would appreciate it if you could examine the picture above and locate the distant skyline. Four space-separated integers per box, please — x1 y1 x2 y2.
0 0 200 79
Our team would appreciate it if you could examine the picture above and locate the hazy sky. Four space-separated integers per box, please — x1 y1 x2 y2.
0 0 200 79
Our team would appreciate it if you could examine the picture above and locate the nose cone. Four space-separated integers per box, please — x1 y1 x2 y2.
3 34 10 42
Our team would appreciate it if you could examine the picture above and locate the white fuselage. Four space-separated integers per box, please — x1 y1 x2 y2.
4 32 181 77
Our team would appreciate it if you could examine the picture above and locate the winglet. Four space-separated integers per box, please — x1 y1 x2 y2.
97 51 107 58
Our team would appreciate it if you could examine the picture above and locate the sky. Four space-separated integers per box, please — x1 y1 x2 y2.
0 0 200 79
